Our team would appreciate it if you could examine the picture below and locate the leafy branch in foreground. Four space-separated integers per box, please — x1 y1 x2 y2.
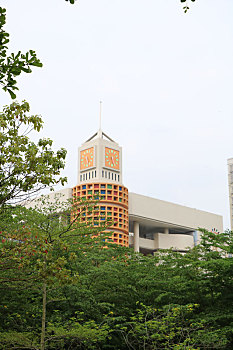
0 7 42 99
0 101 67 208
181 0 196 13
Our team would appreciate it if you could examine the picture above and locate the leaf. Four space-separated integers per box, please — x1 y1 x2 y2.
8 89 16 99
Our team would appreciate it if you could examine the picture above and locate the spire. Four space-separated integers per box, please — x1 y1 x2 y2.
97 100 103 138
83 101 117 144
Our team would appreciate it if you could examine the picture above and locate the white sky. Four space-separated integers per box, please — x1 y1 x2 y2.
1 0 233 230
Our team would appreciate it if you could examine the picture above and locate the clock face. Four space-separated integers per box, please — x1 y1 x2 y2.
105 148 120 170
80 147 94 170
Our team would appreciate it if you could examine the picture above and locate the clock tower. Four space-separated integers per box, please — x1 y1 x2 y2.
72 128 129 247
78 129 122 185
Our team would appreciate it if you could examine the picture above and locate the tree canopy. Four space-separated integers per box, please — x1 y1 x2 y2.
0 101 67 208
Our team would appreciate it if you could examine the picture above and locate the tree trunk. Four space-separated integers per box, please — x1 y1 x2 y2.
41 281 47 350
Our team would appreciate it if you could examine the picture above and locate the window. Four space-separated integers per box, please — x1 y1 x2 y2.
102 170 104 177
112 173 113 180
105 171 107 178
80 175 82 181
82 185 86 189
89 172 90 179
92 171 94 178
118 175 120 181
95 170 96 177
115 174 116 181
108 172 110 179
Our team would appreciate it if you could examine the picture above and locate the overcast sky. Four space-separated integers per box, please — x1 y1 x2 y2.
2 0 233 230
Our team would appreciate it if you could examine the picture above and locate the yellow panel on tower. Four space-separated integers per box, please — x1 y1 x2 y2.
105 148 120 170
80 147 94 170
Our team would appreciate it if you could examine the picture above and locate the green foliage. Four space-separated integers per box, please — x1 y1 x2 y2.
181 0 196 13
0 332 39 350
111 303 201 350
65 0 77 4
0 101 67 207
1 229 233 349
0 7 42 99
46 317 109 349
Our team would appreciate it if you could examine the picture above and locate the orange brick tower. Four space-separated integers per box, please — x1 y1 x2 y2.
72 128 129 247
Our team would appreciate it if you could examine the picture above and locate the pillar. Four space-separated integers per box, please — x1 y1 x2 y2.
133 221 140 253
164 228 169 235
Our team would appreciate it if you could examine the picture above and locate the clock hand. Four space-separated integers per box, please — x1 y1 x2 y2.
111 156 115 165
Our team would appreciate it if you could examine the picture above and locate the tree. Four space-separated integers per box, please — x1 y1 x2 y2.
111 303 202 350
0 194 113 350
0 101 67 208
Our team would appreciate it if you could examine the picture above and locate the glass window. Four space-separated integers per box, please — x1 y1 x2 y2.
95 170 96 177
89 172 90 179
80 175 82 181
115 174 116 181
118 175 120 182
112 173 113 180
108 172 110 179
102 170 104 177
105 171 107 178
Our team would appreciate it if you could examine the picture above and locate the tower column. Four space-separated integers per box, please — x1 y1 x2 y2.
133 221 140 253
164 228 169 235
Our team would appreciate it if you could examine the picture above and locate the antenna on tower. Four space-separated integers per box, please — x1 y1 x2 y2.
99 101 102 130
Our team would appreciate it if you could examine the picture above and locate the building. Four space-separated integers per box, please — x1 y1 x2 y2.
27 128 223 254
227 158 233 230
72 129 129 247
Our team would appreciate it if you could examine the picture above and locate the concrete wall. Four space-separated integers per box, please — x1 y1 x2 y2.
129 233 194 252
129 192 223 233
154 233 194 251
